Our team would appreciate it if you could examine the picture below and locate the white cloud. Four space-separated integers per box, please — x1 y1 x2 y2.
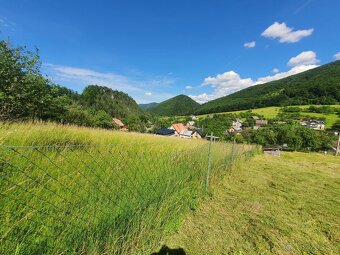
261 22 313 43
190 51 320 104
288 51 319 67
256 65 318 84
44 64 142 92
334 52 340 60
185 85 193 90
0 17 16 31
189 93 215 104
202 71 254 93
190 71 254 103
0 19 9 28
244 41 256 48
43 64 176 103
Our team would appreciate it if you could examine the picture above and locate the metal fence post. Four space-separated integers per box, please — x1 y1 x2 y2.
231 137 236 162
336 132 340 156
206 132 213 192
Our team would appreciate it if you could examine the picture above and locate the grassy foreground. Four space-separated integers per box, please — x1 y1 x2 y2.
0 122 255 254
166 152 340 254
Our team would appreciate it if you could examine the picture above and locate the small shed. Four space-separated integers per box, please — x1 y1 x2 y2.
263 146 281 156
206 135 220 142
256 119 268 126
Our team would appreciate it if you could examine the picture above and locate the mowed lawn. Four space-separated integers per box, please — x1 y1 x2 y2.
165 152 340 255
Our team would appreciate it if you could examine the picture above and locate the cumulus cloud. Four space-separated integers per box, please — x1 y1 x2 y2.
334 52 340 60
261 22 313 43
43 64 176 103
244 41 256 48
288 51 319 67
190 71 254 103
185 85 193 90
257 65 318 84
189 93 215 104
190 51 320 104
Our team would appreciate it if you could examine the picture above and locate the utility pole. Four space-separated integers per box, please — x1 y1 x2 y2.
206 132 213 192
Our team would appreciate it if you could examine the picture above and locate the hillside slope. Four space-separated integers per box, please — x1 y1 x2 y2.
196 61 340 114
148 95 200 116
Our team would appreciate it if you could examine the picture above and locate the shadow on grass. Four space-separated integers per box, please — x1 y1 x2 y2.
150 245 186 255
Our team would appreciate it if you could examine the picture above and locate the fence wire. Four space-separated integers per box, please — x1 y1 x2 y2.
0 141 255 254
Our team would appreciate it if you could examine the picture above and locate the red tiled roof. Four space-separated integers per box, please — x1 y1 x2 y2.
113 118 125 127
171 123 187 134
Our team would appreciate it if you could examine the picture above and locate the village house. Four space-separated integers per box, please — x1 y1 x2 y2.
112 118 128 131
167 123 203 139
187 121 195 127
228 118 242 133
300 118 325 130
179 130 202 139
169 123 187 136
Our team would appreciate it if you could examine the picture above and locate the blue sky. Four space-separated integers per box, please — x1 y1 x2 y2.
1 0 340 104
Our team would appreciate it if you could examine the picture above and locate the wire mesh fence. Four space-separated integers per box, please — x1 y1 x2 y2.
0 140 256 254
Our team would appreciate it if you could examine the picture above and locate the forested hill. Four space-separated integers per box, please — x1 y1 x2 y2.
148 95 200 116
196 61 340 114
0 40 148 130
139 102 158 110
81 85 144 118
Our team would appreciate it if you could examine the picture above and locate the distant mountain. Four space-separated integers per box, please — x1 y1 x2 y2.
139 102 158 110
148 94 200 116
81 85 145 118
196 61 340 114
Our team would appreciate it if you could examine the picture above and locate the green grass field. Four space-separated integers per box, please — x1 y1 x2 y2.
195 105 340 129
166 152 340 254
0 122 254 254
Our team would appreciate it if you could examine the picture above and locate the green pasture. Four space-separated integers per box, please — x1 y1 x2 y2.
194 105 340 128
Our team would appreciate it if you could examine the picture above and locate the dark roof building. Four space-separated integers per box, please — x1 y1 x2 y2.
155 128 175 136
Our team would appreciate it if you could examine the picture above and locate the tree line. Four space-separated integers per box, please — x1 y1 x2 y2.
0 40 149 131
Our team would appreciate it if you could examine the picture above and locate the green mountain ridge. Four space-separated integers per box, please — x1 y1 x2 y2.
148 95 200 116
139 102 159 110
196 60 340 114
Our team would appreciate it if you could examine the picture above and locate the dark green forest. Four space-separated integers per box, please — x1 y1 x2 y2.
0 40 149 131
196 61 340 114
147 94 200 116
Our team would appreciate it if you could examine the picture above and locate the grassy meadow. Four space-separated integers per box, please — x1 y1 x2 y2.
0 122 255 254
167 152 340 254
197 105 340 129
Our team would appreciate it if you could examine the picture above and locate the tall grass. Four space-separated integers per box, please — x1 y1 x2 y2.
0 122 255 254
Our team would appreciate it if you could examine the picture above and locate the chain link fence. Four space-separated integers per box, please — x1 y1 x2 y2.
0 140 256 254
